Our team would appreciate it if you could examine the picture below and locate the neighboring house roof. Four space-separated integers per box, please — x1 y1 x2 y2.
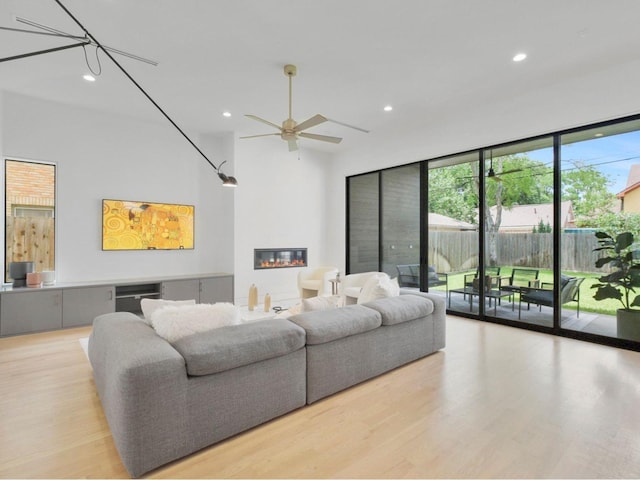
617 181 640 198
428 212 477 231
486 201 575 232
617 164 640 198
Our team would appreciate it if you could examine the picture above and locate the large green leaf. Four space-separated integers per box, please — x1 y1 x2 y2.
631 295 640 308
595 231 612 240
617 232 634 250
592 284 623 301
595 256 617 268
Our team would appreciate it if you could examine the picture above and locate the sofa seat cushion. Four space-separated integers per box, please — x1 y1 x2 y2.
289 304 382 345
172 318 306 376
363 294 434 326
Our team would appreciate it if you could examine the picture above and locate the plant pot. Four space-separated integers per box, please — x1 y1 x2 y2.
616 308 640 341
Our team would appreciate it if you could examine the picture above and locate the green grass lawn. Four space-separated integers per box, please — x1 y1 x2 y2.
430 267 622 315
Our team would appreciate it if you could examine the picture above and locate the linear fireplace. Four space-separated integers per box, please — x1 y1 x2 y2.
254 248 307 269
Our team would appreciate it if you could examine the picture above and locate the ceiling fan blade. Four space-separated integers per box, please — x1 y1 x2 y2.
288 139 299 152
294 114 327 132
245 115 282 131
239 133 280 139
325 117 370 133
299 132 343 144
501 168 523 175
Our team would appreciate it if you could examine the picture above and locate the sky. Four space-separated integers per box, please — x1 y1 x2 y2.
524 129 640 195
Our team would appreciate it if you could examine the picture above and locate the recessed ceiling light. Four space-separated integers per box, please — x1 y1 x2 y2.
222 111 231 117
594 133 604 137
513 53 527 62
83 74 96 82
384 105 393 112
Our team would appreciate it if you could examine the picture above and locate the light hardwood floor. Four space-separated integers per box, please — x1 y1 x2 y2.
1 316 640 478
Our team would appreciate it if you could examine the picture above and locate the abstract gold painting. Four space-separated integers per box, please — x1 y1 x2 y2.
102 199 194 250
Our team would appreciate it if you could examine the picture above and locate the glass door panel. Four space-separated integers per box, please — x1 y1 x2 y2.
560 119 640 342
381 165 420 282
347 172 380 273
427 152 479 312
483 138 554 325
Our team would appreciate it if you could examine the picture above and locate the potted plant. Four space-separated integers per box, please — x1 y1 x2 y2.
592 231 640 340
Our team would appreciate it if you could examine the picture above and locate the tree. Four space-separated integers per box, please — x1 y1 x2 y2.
577 211 640 236
533 219 552 233
562 161 616 220
427 155 553 225
427 163 477 223
473 155 553 265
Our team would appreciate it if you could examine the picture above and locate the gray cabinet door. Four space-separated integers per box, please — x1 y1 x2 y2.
199 276 233 304
162 279 200 301
0 290 63 336
63 286 115 328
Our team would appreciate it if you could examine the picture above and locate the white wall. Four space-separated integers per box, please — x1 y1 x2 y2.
1 92 233 283
233 138 332 304
1 92 332 304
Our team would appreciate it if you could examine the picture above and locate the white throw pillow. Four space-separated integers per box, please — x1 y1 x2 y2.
150 303 240 343
357 275 400 304
302 295 341 312
140 298 197 324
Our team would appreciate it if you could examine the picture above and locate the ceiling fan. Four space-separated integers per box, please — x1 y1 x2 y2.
486 151 522 182
240 64 369 152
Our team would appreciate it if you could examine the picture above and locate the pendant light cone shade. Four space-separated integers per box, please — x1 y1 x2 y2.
219 173 238 187
217 161 238 187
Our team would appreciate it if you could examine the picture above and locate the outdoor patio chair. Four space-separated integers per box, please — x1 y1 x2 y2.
396 264 419 287
396 264 448 291
499 268 540 292
464 266 502 290
518 275 584 319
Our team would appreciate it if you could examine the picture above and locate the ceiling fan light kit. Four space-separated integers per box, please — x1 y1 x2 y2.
241 64 369 151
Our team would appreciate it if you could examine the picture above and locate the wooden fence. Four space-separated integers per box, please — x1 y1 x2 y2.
5 216 55 278
428 231 603 274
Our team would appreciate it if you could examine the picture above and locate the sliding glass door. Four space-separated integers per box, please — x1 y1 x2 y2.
560 119 640 342
381 164 420 281
346 113 640 351
427 152 479 311
347 172 380 274
483 138 554 326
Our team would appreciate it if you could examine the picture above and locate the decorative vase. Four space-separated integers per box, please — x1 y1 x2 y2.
248 284 258 311
264 293 271 312
41 270 55 286
26 272 42 288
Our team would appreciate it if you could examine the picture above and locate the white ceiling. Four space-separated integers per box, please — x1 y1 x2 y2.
1 0 640 154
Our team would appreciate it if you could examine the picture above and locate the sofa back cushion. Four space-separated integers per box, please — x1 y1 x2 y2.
150 303 241 343
172 318 306 376
357 275 400 304
363 294 434 326
289 304 382 345
140 298 197 324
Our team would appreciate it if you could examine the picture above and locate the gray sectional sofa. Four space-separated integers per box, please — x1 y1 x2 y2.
88 290 445 477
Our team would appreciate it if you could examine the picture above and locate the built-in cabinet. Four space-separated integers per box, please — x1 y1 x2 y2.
161 279 200 301
200 276 234 303
0 273 233 337
63 286 116 328
0 289 63 336
161 277 234 304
